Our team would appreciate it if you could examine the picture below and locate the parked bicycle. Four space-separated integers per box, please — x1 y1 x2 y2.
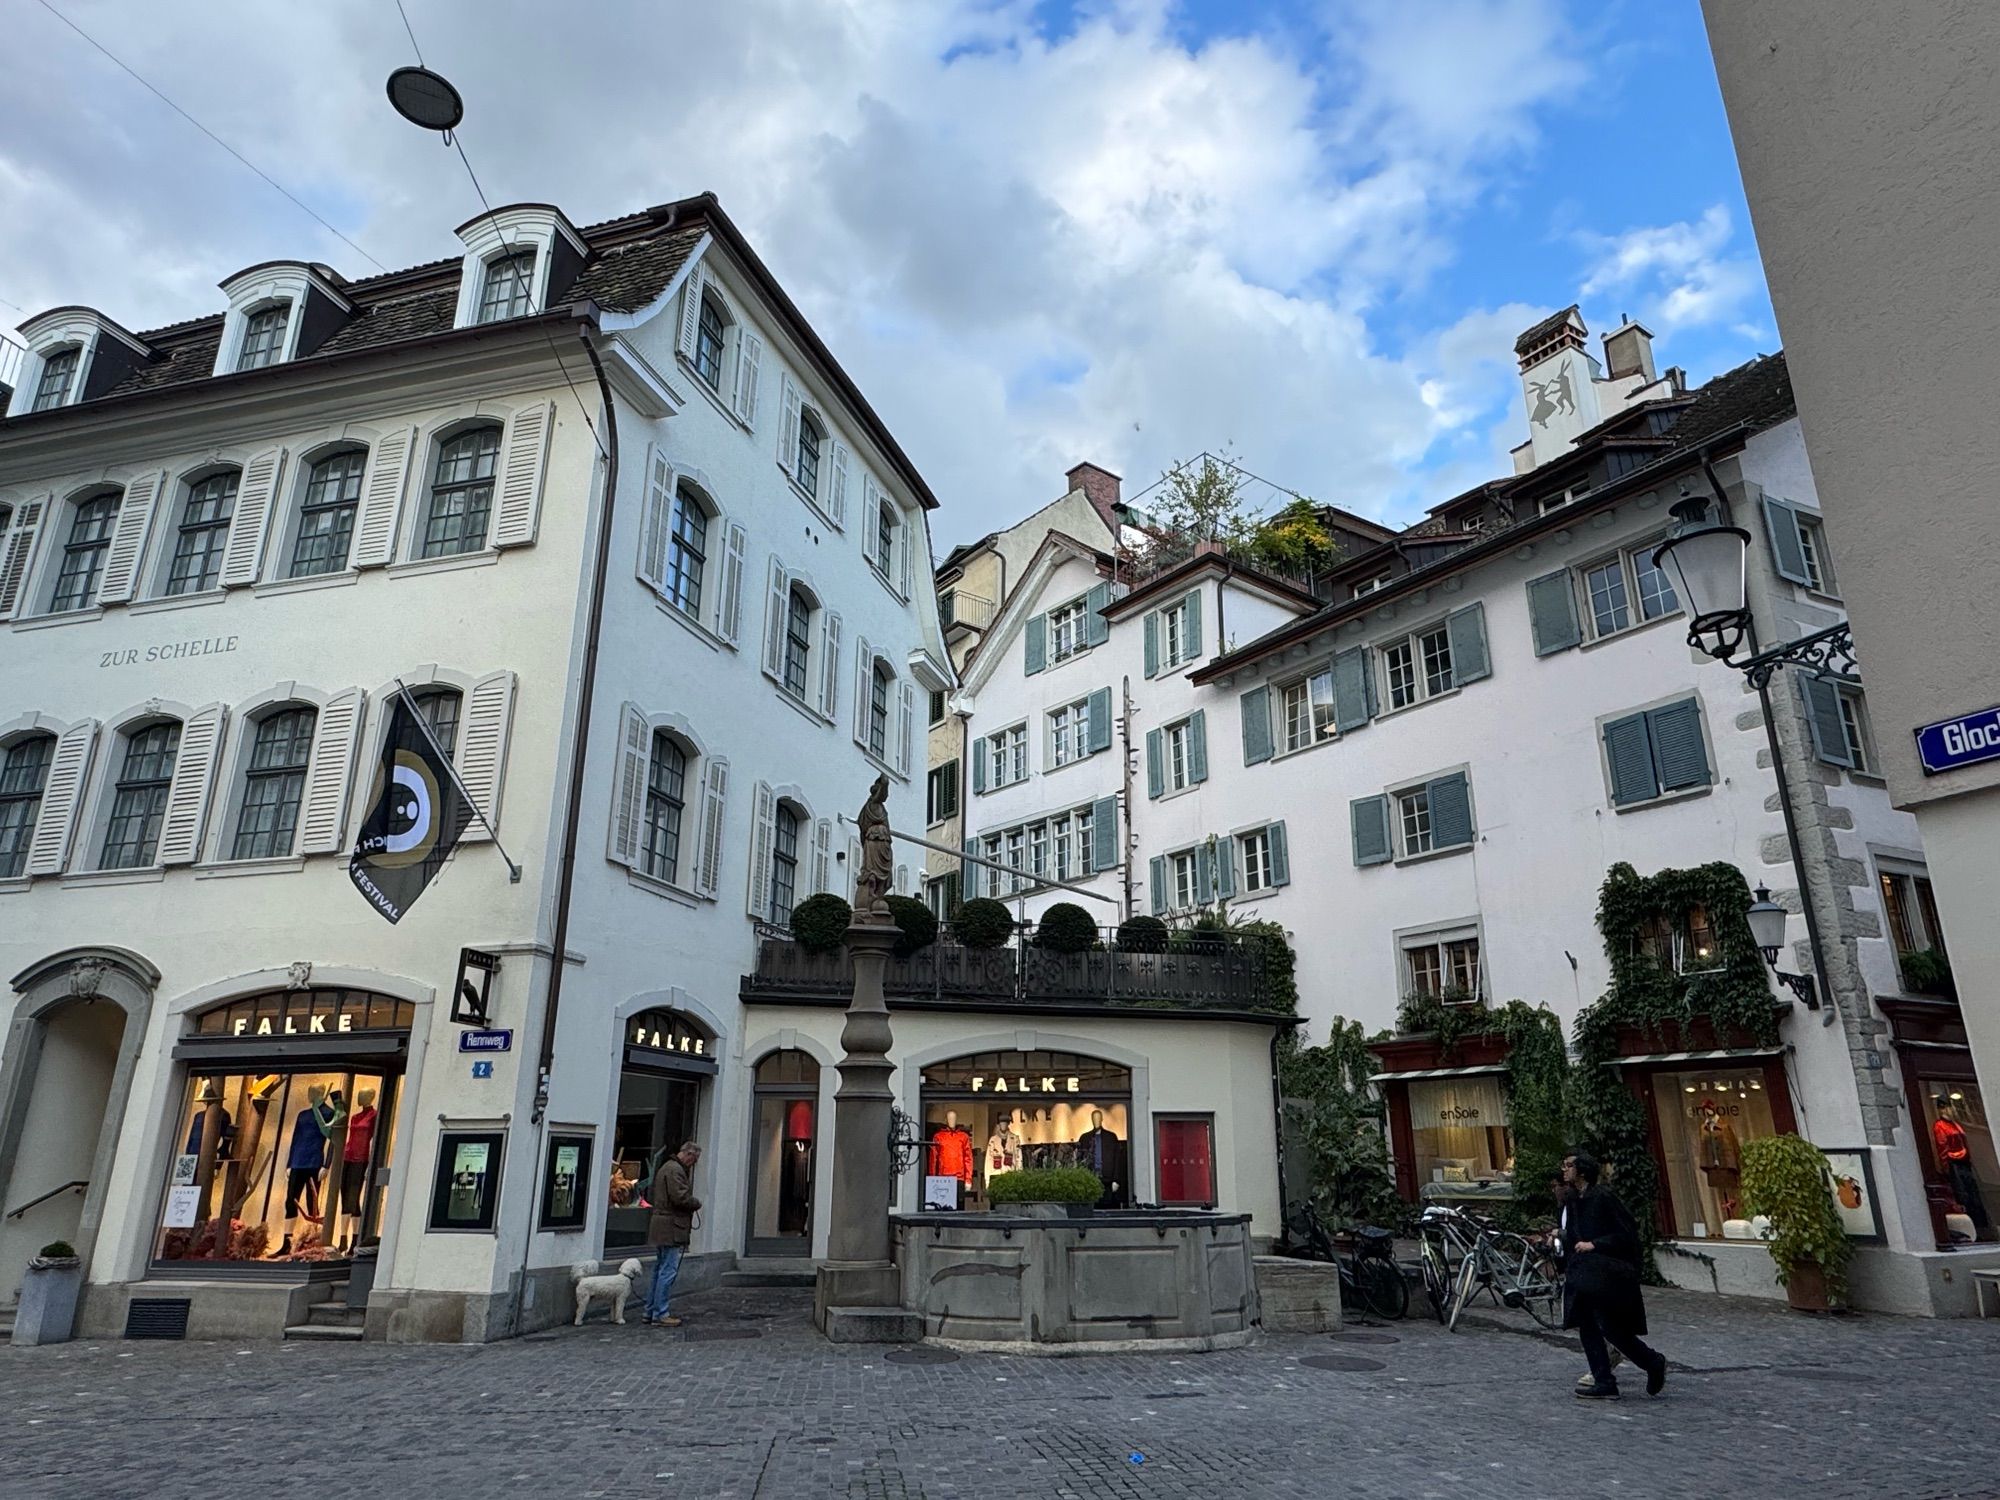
1279 1201 1409 1321
1414 1204 1560 1331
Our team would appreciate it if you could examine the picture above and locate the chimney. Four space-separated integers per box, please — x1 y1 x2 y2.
1602 318 1657 383
1512 305 1602 468
1066 461 1123 536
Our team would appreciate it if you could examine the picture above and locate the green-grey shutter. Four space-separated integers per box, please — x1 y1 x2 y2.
1085 582 1112 646
1267 821 1290 886
1527 570 1582 656
1447 603 1490 685
1089 795 1118 872
1332 647 1373 732
1240 684 1273 764
1427 771 1474 848
1351 795 1392 866
1762 497 1813 586
1146 727 1164 799
1187 709 1208 783
1195 843 1216 904
1085 687 1113 754
1210 835 1234 900
1799 674 1853 767
1185 590 1203 659
963 837 981 900
1149 855 1167 915
1647 698 1712 790
1143 612 1160 678
1025 613 1047 674
1603 713 1660 805
971 736 988 794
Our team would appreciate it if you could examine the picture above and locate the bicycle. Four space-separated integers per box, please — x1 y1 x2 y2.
1278 1202 1409 1321
1416 1205 1561 1331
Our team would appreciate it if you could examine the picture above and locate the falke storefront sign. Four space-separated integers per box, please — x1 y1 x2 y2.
970 1074 1082 1095
1916 704 2000 775
99 634 241 669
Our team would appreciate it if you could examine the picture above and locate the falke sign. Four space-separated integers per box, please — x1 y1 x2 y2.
970 1075 1082 1095
1915 705 2000 775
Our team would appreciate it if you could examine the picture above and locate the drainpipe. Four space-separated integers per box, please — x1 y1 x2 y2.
1119 674 1137 920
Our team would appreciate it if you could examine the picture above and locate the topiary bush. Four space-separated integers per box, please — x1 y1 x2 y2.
1035 901 1099 952
884 894 939 958
1117 915 1169 953
986 1167 1104 1205
952 897 1015 949
790 892 852 954
1740 1133 1853 1301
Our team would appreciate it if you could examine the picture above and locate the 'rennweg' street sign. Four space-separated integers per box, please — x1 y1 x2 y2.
1914 704 2000 775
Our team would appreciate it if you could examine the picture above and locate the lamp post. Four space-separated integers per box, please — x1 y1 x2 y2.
1653 494 1857 1023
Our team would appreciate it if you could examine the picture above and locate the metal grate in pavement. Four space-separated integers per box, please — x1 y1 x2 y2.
1298 1354 1387 1372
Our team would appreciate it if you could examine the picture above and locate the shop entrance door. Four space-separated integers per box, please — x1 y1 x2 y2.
608 1008 719 1252
746 1050 818 1257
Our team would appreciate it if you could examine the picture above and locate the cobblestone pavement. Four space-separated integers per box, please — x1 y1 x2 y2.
5 1285 1998 1500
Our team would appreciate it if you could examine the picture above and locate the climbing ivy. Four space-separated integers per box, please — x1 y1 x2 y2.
1278 1017 1403 1228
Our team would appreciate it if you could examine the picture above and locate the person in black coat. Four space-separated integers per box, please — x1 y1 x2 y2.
1559 1151 1667 1400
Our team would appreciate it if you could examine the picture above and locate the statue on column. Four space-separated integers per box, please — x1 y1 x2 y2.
854 773 895 920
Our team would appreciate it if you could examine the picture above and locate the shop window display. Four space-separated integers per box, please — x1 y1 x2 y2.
1407 1076 1513 1197
920 1051 1133 1208
1653 1068 1778 1238
1156 1116 1216 1207
609 1008 714 1250
1920 1080 1997 1242
747 1050 818 1254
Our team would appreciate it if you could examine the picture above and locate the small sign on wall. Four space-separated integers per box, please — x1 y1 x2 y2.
923 1175 961 1211
1916 705 2000 775
163 1187 201 1228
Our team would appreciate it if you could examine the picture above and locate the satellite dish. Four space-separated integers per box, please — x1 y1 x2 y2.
386 66 464 132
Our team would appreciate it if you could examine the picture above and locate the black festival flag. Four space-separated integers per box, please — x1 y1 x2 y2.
348 696 474 924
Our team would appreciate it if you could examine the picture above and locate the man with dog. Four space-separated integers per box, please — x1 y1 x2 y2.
644 1141 702 1327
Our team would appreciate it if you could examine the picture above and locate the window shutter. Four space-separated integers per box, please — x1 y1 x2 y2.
1527 570 1582 656
963 837 982 901
1084 582 1111 647
1143 612 1160 678
492 402 553 548
812 817 832 895
1149 855 1167 915
456 670 517 842
1646 698 1712 790
1209 837 1233 900
1086 687 1113 754
971 736 989 795
24 719 98 876
1240 685 1273 765
898 508 916 599
1090 795 1117 873
297 689 365 855
0 496 48 620
1268 821 1291 886
156 702 226 865
1762 496 1813 585
1427 771 1474 849
898 680 915 775
1024 613 1047 675
819 611 842 718
350 426 416 568
1332 647 1373 732
637 445 672 592
714 522 748 643
1799 674 1853 767
219 449 284 588
1195 842 1216 904
1188 709 1209 784
676 267 705 363
732 331 763 426
1185 590 1203 659
762 558 789 681
1446 602 1490 685
828 443 850 530
1602 712 1660 806
1350 795 1392 867
1146 728 1164 799
97 469 163 605
853 637 873 748
607 704 649 867
694 755 730 896
777 376 801 478
746 780 776 919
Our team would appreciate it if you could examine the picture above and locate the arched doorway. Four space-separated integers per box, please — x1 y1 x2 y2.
606 1007 717 1253
745 1050 818 1257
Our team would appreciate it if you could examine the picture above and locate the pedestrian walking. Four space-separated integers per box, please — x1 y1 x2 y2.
1559 1151 1665 1400
644 1141 702 1327
1550 1158 1620 1394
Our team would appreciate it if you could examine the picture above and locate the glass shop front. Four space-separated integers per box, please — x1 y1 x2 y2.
919 1050 1136 1209
607 1008 717 1252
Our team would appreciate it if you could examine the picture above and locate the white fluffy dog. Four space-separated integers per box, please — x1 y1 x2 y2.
572 1258 645 1326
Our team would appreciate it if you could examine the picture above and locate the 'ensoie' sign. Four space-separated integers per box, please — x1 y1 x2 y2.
1915 705 2000 775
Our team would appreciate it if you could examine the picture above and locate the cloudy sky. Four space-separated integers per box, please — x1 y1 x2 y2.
2 0 1772 547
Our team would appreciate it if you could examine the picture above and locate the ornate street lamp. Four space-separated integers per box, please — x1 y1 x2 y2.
1650 494 1753 662
1745 884 1820 1010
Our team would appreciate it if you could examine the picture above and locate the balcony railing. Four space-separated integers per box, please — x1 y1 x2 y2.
938 589 996 632
743 929 1275 1013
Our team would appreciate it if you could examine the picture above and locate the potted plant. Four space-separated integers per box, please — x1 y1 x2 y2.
13 1240 84 1347
1739 1134 1852 1312
986 1167 1105 1218
1034 902 1098 953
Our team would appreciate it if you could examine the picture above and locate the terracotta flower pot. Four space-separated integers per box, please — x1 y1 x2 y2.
1784 1257 1829 1312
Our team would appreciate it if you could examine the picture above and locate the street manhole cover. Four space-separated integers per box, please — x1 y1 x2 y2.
1774 1368 1868 1383
1299 1355 1385 1373
885 1347 960 1365
1330 1330 1399 1345
682 1327 762 1342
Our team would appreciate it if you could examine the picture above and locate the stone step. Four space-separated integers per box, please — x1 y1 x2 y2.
819 1305 924 1344
305 1300 366 1328
283 1322 365 1342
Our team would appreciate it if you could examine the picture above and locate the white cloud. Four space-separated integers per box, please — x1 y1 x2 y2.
1579 204 1762 335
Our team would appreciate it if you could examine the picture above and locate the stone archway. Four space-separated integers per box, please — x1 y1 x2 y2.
0 948 159 1302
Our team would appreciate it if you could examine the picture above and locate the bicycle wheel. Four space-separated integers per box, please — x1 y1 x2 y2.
1358 1257 1409 1321
1418 1236 1451 1324
1491 1233 1564 1328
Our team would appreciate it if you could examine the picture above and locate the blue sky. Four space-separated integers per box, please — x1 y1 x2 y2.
1 0 1773 547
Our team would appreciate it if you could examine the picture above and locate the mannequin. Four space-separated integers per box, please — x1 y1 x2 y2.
985 1118 1022 1181
1934 1100 1991 1233
1696 1106 1743 1220
1074 1108 1127 1207
928 1109 975 1192
337 1087 379 1246
280 1085 347 1255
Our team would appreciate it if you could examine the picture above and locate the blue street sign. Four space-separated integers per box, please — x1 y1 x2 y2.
1915 705 2000 775
471 1060 494 1080
458 1028 514 1054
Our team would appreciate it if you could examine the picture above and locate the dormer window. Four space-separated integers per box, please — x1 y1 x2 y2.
478 249 538 323
30 347 79 411
236 304 291 371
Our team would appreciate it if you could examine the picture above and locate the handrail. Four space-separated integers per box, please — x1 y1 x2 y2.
5 1180 87 1220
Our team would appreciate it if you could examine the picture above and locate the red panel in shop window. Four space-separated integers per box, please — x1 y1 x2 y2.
1157 1118 1215 1205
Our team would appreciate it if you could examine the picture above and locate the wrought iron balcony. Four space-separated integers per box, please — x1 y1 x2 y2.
938 589 996 633
743 929 1276 1014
